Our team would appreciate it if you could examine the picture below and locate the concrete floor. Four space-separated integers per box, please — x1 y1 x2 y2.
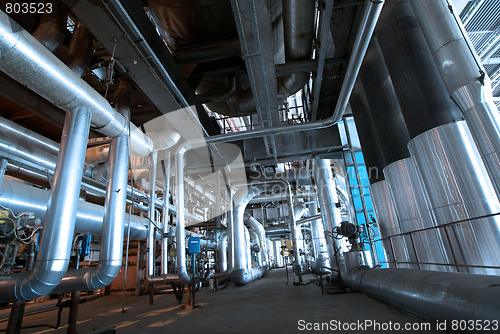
0 269 445 334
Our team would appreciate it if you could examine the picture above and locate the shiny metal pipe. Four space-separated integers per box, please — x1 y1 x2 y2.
53 133 129 292
344 267 500 321
0 108 91 302
369 181 399 268
0 178 149 240
384 159 455 271
147 151 158 278
409 121 500 275
0 10 153 156
309 200 330 274
410 0 500 199
313 159 343 272
218 232 228 273
161 152 171 276
246 215 269 271
66 22 93 77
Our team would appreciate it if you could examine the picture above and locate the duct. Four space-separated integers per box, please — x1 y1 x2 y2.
32 0 67 52
410 0 500 200
66 22 93 77
384 159 455 272
0 10 153 157
344 267 500 321
53 132 129 293
369 181 399 269
309 200 329 275
408 121 500 275
246 215 269 271
0 107 91 302
313 159 343 274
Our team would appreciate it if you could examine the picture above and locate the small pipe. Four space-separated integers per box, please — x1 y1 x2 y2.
161 152 171 276
147 151 158 278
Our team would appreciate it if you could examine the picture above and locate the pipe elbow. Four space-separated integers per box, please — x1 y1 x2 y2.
15 266 67 301
177 266 192 285
86 263 121 291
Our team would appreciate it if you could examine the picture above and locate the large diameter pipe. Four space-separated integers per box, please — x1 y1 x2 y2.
410 0 500 200
409 121 500 275
309 200 330 274
0 108 91 302
344 267 500 321
0 10 153 157
384 158 455 272
313 159 343 272
54 133 129 292
246 215 269 271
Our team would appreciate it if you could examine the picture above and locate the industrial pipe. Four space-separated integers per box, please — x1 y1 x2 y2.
53 132 129 292
0 10 153 156
246 215 269 272
344 267 500 321
410 0 500 200
0 107 91 302
66 22 93 77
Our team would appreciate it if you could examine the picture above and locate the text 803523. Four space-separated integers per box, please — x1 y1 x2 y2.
5 2 53 14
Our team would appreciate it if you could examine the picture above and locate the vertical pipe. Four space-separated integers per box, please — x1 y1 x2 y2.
410 0 500 199
67 290 80 334
314 159 343 273
0 158 7 189
147 151 158 278
161 152 171 276
309 199 330 273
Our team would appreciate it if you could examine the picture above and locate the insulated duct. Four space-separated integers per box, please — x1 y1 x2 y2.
53 132 129 293
344 267 500 321
367 181 398 268
410 0 500 199
246 215 269 272
384 158 455 271
0 10 153 157
313 159 343 273
308 200 330 274
66 22 93 77
408 121 500 275
231 186 266 285
0 107 91 302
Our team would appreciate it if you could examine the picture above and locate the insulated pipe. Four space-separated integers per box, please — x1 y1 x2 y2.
384 159 456 272
376 0 462 138
0 178 149 240
32 0 67 52
85 145 110 166
232 186 265 285
344 267 500 321
276 0 316 99
161 152 171 276
53 133 129 292
246 215 269 271
296 214 322 225
218 232 228 273
369 181 399 268
408 121 500 275
313 159 343 273
410 0 500 200
0 107 91 302
0 10 153 157
147 151 158 278
309 200 330 274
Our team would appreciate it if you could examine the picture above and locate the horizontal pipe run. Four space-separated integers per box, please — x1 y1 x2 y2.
344 267 500 321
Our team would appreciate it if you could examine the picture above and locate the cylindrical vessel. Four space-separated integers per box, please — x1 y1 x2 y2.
384 159 456 272
369 181 402 269
409 121 500 275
